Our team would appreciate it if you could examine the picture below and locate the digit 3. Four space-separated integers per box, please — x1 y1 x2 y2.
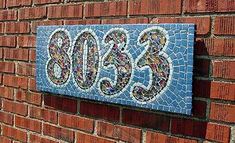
132 27 170 102
99 28 132 96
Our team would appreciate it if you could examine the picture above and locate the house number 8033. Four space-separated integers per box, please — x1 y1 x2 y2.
46 27 171 102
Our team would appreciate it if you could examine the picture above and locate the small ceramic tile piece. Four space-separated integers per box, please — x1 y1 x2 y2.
36 24 195 115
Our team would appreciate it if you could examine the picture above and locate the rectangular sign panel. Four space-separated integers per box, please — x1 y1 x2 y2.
36 24 195 115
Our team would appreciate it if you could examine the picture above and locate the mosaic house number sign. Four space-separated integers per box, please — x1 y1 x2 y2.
36 24 195 115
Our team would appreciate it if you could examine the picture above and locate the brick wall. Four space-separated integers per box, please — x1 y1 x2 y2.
0 0 234 143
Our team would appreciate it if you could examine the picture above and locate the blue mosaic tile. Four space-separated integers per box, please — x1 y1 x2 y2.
36 24 195 115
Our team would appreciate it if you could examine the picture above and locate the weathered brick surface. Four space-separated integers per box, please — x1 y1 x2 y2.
0 111 14 125
43 123 75 142
3 74 28 89
214 16 235 35
210 102 235 123
122 109 170 131
19 7 46 20
80 101 120 122
129 0 181 15
85 1 127 18
77 132 115 143
146 131 198 143
102 18 148 24
6 0 31 8
15 116 42 133
59 112 94 132
97 121 141 143
212 60 235 79
0 36 16 47
0 10 17 21
0 0 234 142
4 48 29 61
48 4 82 19
5 22 30 34
3 100 28 116
16 90 42 105
30 106 58 124
152 17 210 35
205 123 230 143
184 0 235 13
0 86 14 99
30 134 59 143
2 125 27 142
195 38 235 56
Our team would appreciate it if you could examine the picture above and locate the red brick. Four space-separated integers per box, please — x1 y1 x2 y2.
210 102 235 123
0 48 2 58
102 18 149 24
206 123 230 143
29 49 36 62
184 0 235 13
59 112 94 132
0 73 2 85
43 123 74 142
0 61 15 73
97 121 141 143
195 38 235 56
0 86 14 99
44 95 77 113
3 74 28 89
30 134 59 143
122 109 170 131
85 1 127 18
3 100 28 116
6 0 31 8
17 62 35 76
129 0 181 15
0 0 5 8
0 36 16 47
80 101 120 122
64 19 101 25
77 132 115 143
192 100 207 118
0 22 5 34
212 60 235 79
152 17 210 35
146 131 198 143
18 35 36 47
0 136 12 143
193 80 211 98
214 16 235 35
171 118 207 138
34 0 61 5
30 106 58 124
15 116 41 133
16 90 42 106
32 20 63 33
29 78 37 91
210 81 235 101
194 59 210 77
5 22 30 34
48 4 82 19
0 22 4 33
4 48 29 61
19 7 46 20
0 111 13 125
0 10 17 21
2 125 27 142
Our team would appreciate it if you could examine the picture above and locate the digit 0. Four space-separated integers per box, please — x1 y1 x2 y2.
72 29 100 90
46 29 71 86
